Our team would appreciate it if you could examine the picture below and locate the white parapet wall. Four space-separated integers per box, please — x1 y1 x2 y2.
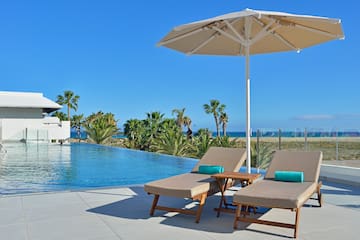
43 118 70 142
0 116 70 143
320 164 360 186
0 108 44 140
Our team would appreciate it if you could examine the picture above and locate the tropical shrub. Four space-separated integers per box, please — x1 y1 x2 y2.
151 124 196 157
251 142 274 170
84 112 119 144
123 119 147 150
193 128 213 158
212 136 238 148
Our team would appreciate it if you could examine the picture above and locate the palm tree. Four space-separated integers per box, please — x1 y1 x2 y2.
183 116 192 139
56 90 80 121
219 112 229 137
71 114 84 141
104 112 117 126
203 100 225 137
123 119 146 150
144 111 164 147
172 108 186 130
124 119 142 141
52 111 68 121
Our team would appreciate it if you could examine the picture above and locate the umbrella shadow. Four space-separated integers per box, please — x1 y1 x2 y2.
86 186 154 220
85 186 294 237
86 186 238 233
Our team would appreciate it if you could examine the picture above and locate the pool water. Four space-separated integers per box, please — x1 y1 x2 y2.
0 143 197 195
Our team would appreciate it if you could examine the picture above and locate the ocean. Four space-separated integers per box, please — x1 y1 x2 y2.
71 130 360 140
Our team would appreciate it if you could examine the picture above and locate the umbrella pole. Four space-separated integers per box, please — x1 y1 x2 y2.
245 46 251 174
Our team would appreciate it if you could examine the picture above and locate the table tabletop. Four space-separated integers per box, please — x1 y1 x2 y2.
212 172 261 182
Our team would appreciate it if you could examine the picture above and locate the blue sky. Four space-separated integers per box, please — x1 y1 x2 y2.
1 0 359 132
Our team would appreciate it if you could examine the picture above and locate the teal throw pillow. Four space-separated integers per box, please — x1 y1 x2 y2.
274 171 304 182
198 165 224 174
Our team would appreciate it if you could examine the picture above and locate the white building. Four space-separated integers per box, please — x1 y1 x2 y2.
0 91 70 143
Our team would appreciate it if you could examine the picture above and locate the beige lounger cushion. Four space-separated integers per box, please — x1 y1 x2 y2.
233 180 318 209
144 173 218 198
145 147 246 199
265 151 322 182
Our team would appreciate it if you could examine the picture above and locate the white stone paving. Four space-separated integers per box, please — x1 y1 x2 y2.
0 182 359 240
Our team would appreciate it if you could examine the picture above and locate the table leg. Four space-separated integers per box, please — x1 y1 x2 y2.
216 178 229 217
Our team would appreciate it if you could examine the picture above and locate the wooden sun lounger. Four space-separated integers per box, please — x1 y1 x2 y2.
232 150 323 238
144 147 246 223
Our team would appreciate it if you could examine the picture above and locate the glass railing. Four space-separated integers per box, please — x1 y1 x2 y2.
250 128 360 169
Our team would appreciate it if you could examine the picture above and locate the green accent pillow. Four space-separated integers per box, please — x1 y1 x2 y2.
198 165 224 174
274 171 304 182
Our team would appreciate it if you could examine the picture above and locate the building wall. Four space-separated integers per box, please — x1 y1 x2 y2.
43 118 70 142
0 108 70 142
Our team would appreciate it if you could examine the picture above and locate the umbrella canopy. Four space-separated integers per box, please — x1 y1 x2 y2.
158 8 344 173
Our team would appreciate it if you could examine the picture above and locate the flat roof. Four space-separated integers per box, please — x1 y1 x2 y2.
0 91 61 113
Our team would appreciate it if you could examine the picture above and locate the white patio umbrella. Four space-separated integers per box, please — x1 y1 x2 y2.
157 8 344 173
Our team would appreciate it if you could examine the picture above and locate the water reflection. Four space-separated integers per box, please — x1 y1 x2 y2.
0 143 197 194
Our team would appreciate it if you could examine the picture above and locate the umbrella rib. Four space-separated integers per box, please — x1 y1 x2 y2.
212 26 243 45
265 16 343 39
250 18 278 45
187 33 218 55
186 20 245 55
273 32 299 51
252 17 298 51
157 27 204 46
293 23 343 39
224 20 246 45
188 19 242 54
224 19 247 54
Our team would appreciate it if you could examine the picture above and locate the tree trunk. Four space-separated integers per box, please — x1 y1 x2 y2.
186 127 192 140
67 104 71 121
223 123 227 137
214 115 220 137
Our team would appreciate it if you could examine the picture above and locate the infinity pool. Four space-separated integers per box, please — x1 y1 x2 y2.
0 143 197 195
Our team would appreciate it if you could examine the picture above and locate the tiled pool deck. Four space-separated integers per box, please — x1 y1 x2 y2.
0 180 359 240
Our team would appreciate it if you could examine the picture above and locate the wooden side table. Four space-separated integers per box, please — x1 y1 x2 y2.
212 172 261 217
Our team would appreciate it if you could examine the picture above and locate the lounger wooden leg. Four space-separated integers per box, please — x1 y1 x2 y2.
252 206 257 214
317 181 323 207
294 208 300 239
233 204 242 229
195 193 207 223
150 194 159 216
245 205 249 214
